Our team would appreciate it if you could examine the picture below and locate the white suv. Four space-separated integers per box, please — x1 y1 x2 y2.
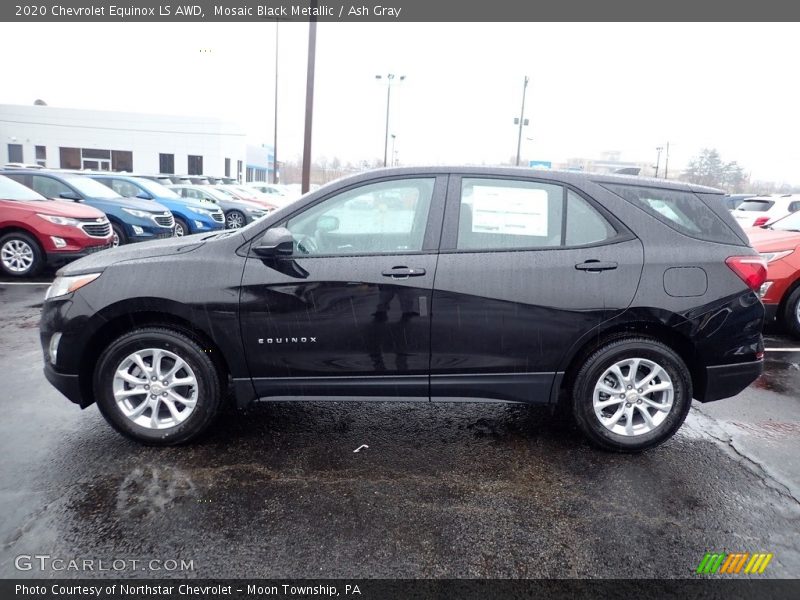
731 195 800 228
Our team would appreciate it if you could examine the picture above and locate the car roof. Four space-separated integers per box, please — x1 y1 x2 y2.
323 166 724 194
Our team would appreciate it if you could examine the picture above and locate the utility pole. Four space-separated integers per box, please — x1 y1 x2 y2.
272 20 279 184
515 76 529 167
654 146 663 178
301 2 317 194
376 74 405 167
664 141 670 180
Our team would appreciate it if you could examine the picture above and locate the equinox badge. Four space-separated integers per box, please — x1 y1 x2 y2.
258 337 317 344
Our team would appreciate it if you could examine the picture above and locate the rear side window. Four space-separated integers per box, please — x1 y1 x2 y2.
737 200 774 212
602 183 739 243
457 178 616 250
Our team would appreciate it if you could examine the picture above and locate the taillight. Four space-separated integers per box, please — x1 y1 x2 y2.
753 216 770 227
725 256 768 291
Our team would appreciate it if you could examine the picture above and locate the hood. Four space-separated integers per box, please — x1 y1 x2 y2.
12 198 107 219
88 195 170 213
58 234 210 276
746 227 800 251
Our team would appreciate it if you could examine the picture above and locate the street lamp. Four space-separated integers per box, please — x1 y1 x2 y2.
390 134 397 166
654 146 663 178
376 73 405 167
514 76 530 166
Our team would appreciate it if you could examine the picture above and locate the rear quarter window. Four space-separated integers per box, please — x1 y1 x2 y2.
602 183 743 245
737 200 774 212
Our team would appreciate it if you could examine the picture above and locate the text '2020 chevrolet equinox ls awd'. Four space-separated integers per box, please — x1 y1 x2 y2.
39 168 766 452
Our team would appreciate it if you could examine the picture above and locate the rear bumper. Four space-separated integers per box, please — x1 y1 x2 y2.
43 362 85 406
696 359 763 402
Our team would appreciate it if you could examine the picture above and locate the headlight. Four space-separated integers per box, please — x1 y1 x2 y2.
37 214 81 227
45 273 102 300
122 208 152 219
760 250 794 263
190 207 216 217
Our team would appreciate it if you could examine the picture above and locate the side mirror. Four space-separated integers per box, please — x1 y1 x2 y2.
317 215 339 232
253 227 294 257
136 192 153 200
59 191 81 201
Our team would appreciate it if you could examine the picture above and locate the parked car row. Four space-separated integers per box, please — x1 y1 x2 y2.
745 210 800 338
0 167 289 276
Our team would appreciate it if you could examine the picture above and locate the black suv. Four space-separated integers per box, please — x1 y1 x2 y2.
39 168 766 452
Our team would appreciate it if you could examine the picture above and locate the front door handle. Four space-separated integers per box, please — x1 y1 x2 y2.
575 260 618 272
382 266 426 278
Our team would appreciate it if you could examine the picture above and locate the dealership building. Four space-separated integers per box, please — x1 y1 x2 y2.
0 103 273 181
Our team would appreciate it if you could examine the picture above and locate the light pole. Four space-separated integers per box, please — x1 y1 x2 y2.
376 73 405 167
390 134 396 166
664 141 670 179
514 76 529 166
301 1 317 194
654 146 663 178
272 20 279 184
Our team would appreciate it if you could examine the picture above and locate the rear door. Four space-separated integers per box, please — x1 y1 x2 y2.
239 175 446 400
430 175 644 403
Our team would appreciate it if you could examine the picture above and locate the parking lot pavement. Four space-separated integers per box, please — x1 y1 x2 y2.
0 283 798 579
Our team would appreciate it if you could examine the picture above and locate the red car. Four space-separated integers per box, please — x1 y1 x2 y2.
0 174 113 277
747 210 800 338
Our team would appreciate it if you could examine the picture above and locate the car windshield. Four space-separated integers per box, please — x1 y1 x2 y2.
135 178 181 199
0 175 47 201
0 174 48 201
737 200 774 212
63 175 121 199
769 211 800 231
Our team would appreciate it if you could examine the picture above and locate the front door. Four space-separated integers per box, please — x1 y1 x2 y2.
430 175 644 404
239 175 447 400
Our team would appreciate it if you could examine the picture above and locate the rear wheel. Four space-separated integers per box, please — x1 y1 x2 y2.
111 223 126 247
0 232 44 277
783 287 800 339
93 327 223 445
173 216 189 237
571 337 692 452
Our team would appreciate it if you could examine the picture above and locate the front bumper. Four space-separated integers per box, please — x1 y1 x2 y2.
128 230 175 243
696 359 764 402
43 362 85 406
46 243 113 265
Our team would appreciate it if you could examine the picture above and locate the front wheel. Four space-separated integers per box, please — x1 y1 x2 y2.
0 232 44 277
111 223 126 247
571 338 692 453
225 210 245 229
782 287 800 340
93 328 223 445
173 216 189 237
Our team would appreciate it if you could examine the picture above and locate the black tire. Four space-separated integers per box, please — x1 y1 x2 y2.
93 327 223 445
111 223 126 247
571 337 692 453
173 216 189 237
0 231 44 277
782 287 800 340
225 210 246 229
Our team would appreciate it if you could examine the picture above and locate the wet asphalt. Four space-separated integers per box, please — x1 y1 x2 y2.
0 282 798 579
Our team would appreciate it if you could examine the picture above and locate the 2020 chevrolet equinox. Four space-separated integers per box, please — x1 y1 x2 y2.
39 168 766 452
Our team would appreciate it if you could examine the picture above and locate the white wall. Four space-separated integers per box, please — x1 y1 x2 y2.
0 104 246 176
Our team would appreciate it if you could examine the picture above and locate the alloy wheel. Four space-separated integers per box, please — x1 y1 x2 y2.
1 239 34 273
112 348 198 430
592 357 674 436
226 212 244 229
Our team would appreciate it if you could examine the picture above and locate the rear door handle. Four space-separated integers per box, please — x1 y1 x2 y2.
575 260 618 272
382 266 426 278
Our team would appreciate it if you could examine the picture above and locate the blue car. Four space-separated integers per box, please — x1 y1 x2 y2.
1 170 175 247
89 174 225 236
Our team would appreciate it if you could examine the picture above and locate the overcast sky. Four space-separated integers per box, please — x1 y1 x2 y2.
1 22 799 182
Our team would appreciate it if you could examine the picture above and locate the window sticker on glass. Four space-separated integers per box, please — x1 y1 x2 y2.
470 185 549 236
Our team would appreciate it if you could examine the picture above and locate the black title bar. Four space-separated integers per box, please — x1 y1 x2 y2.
3 0 800 22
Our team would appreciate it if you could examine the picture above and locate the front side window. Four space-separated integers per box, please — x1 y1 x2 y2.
30 175 73 199
285 178 434 256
